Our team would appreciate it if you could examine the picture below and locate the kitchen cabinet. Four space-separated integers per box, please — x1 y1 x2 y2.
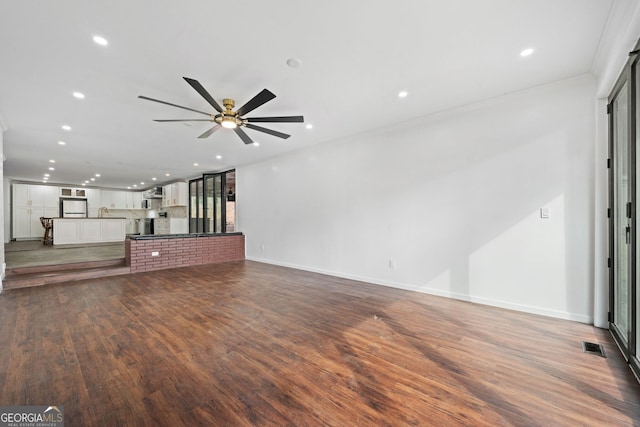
86 188 101 217
127 192 143 209
13 184 60 239
100 190 126 209
60 187 87 198
100 190 143 209
14 184 59 208
14 205 58 239
162 182 188 207
53 218 126 245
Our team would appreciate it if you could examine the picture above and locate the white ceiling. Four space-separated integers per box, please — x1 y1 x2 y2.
0 0 614 189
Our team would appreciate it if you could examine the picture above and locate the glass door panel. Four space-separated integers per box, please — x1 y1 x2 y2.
189 179 204 233
214 174 222 233
204 175 214 233
189 180 198 233
226 171 236 232
613 81 630 348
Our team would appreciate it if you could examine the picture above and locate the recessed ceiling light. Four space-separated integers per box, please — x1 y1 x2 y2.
73 92 85 99
520 48 534 57
140 182 145 185
216 155 222 159
49 167 55 171
133 184 138 188
49 159 55 163
62 125 71 131
43 177 48 181
193 163 199 166
95 173 100 177
165 173 170 176
127 186 131 189
93 35 108 46
44 174 50 177
306 124 313 130
286 58 302 68
253 142 260 147
58 141 66 146
152 177 157 181
82 183 87 186
90 178 95 181
398 91 408 98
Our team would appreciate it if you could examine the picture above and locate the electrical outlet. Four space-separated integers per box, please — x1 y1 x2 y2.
389 259 396 269
151 251 159 257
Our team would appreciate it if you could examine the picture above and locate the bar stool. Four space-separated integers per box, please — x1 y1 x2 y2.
40 217 53 245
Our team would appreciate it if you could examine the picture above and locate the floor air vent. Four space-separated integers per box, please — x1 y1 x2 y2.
582 341 606 358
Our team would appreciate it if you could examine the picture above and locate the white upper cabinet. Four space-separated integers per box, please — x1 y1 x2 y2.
130 192 143 209
14 184 59 208
86 188 101 208
163 182 187 207
99 189 144 209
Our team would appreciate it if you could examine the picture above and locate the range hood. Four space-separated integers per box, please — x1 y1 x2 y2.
143 187 163 199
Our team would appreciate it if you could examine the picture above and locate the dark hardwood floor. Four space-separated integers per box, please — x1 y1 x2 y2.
1 260 639 426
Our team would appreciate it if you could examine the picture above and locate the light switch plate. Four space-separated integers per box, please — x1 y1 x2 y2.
540 207 550 219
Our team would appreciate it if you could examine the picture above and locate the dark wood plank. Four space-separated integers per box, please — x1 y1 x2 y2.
1 260 639 426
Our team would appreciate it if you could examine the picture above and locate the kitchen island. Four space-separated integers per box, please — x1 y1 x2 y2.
53 217 126 245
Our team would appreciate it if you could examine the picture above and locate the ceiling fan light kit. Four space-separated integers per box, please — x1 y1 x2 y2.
139 77 304 145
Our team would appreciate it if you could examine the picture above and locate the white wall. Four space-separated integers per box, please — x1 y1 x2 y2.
239 74 596 323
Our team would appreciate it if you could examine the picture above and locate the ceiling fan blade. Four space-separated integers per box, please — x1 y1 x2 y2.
236 89 276 117
245 123 291 139
153 119 212 122
246 116 304 123
138 95 211 116
198 124 222 138
234 127 254 145
183 77 223 113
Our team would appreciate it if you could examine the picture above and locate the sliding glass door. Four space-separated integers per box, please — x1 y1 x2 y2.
189 170 235 234
610 77 631 353
609 47 640 379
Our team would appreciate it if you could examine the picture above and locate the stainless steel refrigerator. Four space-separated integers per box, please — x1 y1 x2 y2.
60 198 88 218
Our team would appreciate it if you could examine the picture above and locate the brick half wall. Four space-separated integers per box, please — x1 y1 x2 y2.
126 234 245 274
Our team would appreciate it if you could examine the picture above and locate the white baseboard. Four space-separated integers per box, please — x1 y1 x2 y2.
246 256 593 324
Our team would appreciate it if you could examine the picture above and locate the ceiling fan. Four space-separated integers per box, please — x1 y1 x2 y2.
139 77 304 145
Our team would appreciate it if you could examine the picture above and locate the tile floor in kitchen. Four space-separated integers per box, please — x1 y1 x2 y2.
4 240 125 268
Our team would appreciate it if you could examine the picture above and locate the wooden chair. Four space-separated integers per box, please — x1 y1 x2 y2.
40 217 53 245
